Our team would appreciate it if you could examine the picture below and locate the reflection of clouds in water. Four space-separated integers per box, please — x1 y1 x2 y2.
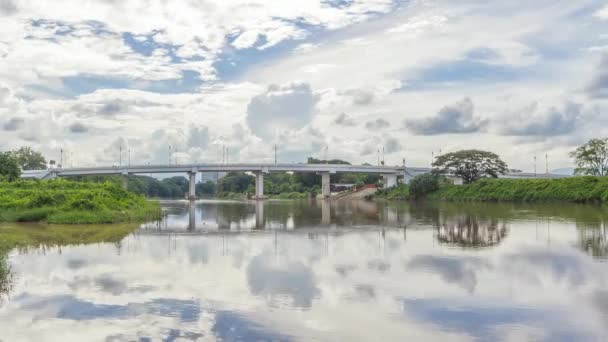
502 248 594 288
246 254 319 308
335 264 357 277
66 258 88 270
407 256 489 293
367 259 391 273
186 242 209 264
18 294 201 322
68 274 154 296
212 311 293 342
400 298 594 341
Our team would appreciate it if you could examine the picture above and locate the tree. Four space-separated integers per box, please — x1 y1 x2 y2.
0 152 21 181
409 173 442 198
432 150 508 184
10 147 47 170
570 138 608 176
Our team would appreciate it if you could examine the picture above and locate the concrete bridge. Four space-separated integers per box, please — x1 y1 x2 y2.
21 163 430 199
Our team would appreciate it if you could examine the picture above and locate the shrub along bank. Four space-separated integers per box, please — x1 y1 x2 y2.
375 176 608 204
0 179 161 224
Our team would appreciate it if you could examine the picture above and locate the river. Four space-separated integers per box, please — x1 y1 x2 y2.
1 199 608 341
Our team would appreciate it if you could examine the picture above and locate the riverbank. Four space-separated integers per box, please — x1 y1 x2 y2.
0 180 161 224
376 177 608 203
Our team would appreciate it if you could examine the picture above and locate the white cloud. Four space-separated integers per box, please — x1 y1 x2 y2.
246 83 320 139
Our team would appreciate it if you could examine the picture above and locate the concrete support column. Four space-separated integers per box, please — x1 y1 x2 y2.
188 199 196 230
255 200 264 229
383 174 398 188
188 172 196 200
321 199 330 225
321 172 331 199
255 172 264 200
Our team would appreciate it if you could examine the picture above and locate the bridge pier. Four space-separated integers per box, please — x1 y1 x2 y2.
255 172 264 200
321 172 331 199
188 171 196 200
383 174 398 188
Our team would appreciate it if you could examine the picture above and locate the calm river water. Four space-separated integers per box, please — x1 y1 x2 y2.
2 199 608 341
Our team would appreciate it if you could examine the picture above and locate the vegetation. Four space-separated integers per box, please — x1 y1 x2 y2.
68 175 191 199
0 152 20 181
409 173 443 199
375 184 410 200
9 147 47 170
0 179 160 224
432 150 508 184
430 177 608 203
571 138 608 176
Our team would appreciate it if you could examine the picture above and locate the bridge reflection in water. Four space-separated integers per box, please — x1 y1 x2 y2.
142 199 410 233
139 200 512 250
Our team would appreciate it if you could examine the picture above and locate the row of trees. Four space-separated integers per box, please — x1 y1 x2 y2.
0 147 47 181
429 137 608 185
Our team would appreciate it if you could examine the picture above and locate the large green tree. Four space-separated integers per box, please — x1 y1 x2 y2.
10 147 47 170
570 138 608 176
432 150 508 184
0 152 21 181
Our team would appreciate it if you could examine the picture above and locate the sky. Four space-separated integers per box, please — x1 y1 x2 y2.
0 0 607 171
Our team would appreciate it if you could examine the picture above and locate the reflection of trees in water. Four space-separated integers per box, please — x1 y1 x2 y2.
436 215 509 248
578 225 608 260
0 255 14 302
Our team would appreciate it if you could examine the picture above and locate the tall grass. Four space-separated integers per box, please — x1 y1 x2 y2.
0 179 161 224
431 177 608 203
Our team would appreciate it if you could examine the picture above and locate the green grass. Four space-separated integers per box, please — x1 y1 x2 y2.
430 177 608 203
0 179 161 224
374 185 411 200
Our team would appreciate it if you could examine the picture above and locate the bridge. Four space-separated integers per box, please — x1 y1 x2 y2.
21 163 431 199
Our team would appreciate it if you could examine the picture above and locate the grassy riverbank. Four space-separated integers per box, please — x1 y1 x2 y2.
376 177 608 203
0 180 161 224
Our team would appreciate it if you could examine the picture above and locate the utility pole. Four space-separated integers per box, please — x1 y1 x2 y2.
377 149 380 166
382 146 385 166
60 148 63 168
431 151 434 168
534 156 537 177
128 149 131 167
169 145 172 165
119 144 122 166
274 144 277 165
545 154 549 175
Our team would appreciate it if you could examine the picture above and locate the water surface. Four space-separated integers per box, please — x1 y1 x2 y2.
1 199 608 341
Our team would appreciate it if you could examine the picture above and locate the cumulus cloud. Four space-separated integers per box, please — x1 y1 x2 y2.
187 126 209 149
365 118 390 130
406 97 487 135
586 54 608 99
498 101 582 136
0 0 16 16
384 136 402 153
345 88 375 105
3 117 24 131
246 83 319 139
334 112 356 126
69 122 88 133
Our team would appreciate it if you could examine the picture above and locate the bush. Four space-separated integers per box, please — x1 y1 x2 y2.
409 174 442 199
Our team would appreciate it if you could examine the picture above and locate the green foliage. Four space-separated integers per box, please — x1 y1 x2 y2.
0 179 160 224
69 175 190 199
432 150 508 184
196 181 216 197
375 185 410 200
10 147 47 170
217 172 255 195
570 138 608 176
431 177 608 203
409 173 443 199
0 152 20 181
